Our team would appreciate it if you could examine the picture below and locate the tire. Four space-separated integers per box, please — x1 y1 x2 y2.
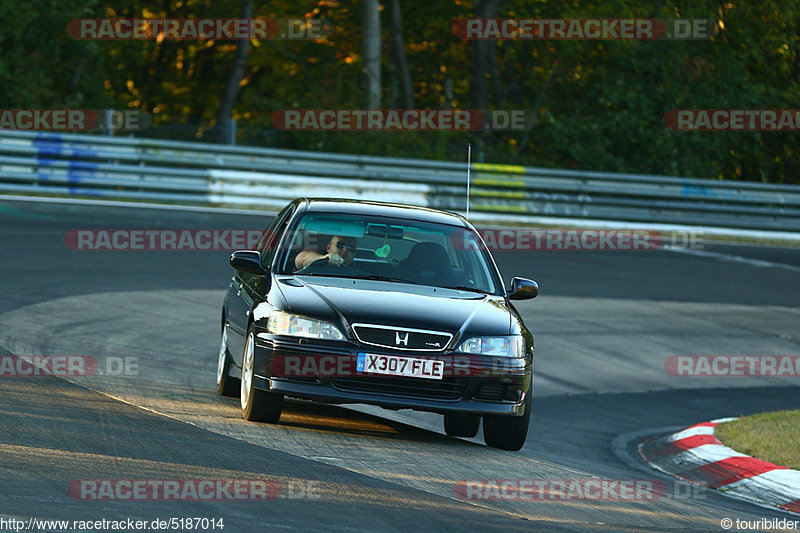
240 327 283 423
444 413 481 437
482 384 532 451
216 325 240 397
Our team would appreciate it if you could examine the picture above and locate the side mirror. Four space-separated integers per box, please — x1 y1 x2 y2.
230 250 268 275
507 277 538 300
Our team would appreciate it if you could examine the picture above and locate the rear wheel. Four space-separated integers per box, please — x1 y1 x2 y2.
444 413 481 437
241 327 283 423
482 385 532 451
216 326 239 397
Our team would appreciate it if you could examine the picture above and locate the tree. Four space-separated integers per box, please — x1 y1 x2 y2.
215 0 254 143
388 0 413 109
361 0 381 109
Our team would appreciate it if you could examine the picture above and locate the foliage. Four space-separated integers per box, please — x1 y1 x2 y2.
1 0 798 183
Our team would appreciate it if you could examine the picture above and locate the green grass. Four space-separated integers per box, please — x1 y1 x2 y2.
715 410 800 469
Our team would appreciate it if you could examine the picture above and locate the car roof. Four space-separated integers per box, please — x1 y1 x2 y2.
293 198 470 227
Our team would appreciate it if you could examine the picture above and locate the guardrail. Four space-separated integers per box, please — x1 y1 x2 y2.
0 130 798 231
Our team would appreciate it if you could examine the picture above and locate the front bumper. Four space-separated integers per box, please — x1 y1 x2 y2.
252 334 532 416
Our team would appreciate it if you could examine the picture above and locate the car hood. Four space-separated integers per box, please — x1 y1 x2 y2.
272 275 513 341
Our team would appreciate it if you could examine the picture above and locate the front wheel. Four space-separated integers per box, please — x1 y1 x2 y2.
482 385 532 451
240 327 283 423
216 325 240 397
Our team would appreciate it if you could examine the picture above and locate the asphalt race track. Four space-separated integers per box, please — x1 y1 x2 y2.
1 197 798 532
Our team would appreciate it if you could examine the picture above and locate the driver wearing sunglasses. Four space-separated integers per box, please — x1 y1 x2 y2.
295 235 358 269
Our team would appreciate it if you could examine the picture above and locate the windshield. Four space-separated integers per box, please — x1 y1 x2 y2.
276 212 500 294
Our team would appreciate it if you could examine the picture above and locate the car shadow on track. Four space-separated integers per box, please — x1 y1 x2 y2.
252 399 484 447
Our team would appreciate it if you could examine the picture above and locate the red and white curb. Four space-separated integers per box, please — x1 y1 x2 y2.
639 417 800 514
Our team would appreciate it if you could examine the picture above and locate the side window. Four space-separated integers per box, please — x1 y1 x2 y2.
258 206 294 266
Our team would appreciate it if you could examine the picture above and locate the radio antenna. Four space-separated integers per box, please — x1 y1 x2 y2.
466 143 472 219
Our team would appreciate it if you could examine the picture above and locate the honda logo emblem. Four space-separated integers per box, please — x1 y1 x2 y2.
395 331 409 346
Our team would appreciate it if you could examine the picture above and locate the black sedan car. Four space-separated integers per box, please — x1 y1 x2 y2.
217 198 538 450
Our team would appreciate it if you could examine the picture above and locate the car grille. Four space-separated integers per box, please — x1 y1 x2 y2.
352 324 452 352
331 376 466 400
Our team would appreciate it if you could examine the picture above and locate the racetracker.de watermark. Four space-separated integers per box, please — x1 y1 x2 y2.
67 18 332 40
67 479 320 501
665 356 800 377
0 355 138 377
453 18 717 40
64 228 705 252
664 109 800 131
455 229 704 251
68 479 278 501
64 229 264 251
268 354 526 379
0 109 150 132
270 109 533 131
453 479 669 501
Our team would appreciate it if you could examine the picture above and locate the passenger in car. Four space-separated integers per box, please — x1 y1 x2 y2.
295 235 358 269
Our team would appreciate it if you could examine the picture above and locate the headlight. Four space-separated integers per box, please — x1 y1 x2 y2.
458 336 525 357
266 311 345 341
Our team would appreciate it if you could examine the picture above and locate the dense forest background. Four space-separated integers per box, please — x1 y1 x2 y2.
1 0 797 183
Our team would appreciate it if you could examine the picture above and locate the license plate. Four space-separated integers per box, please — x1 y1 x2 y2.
357 353 444 380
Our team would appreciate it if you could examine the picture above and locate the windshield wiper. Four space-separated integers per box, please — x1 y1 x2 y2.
351 274 420 284
441 285 488 294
